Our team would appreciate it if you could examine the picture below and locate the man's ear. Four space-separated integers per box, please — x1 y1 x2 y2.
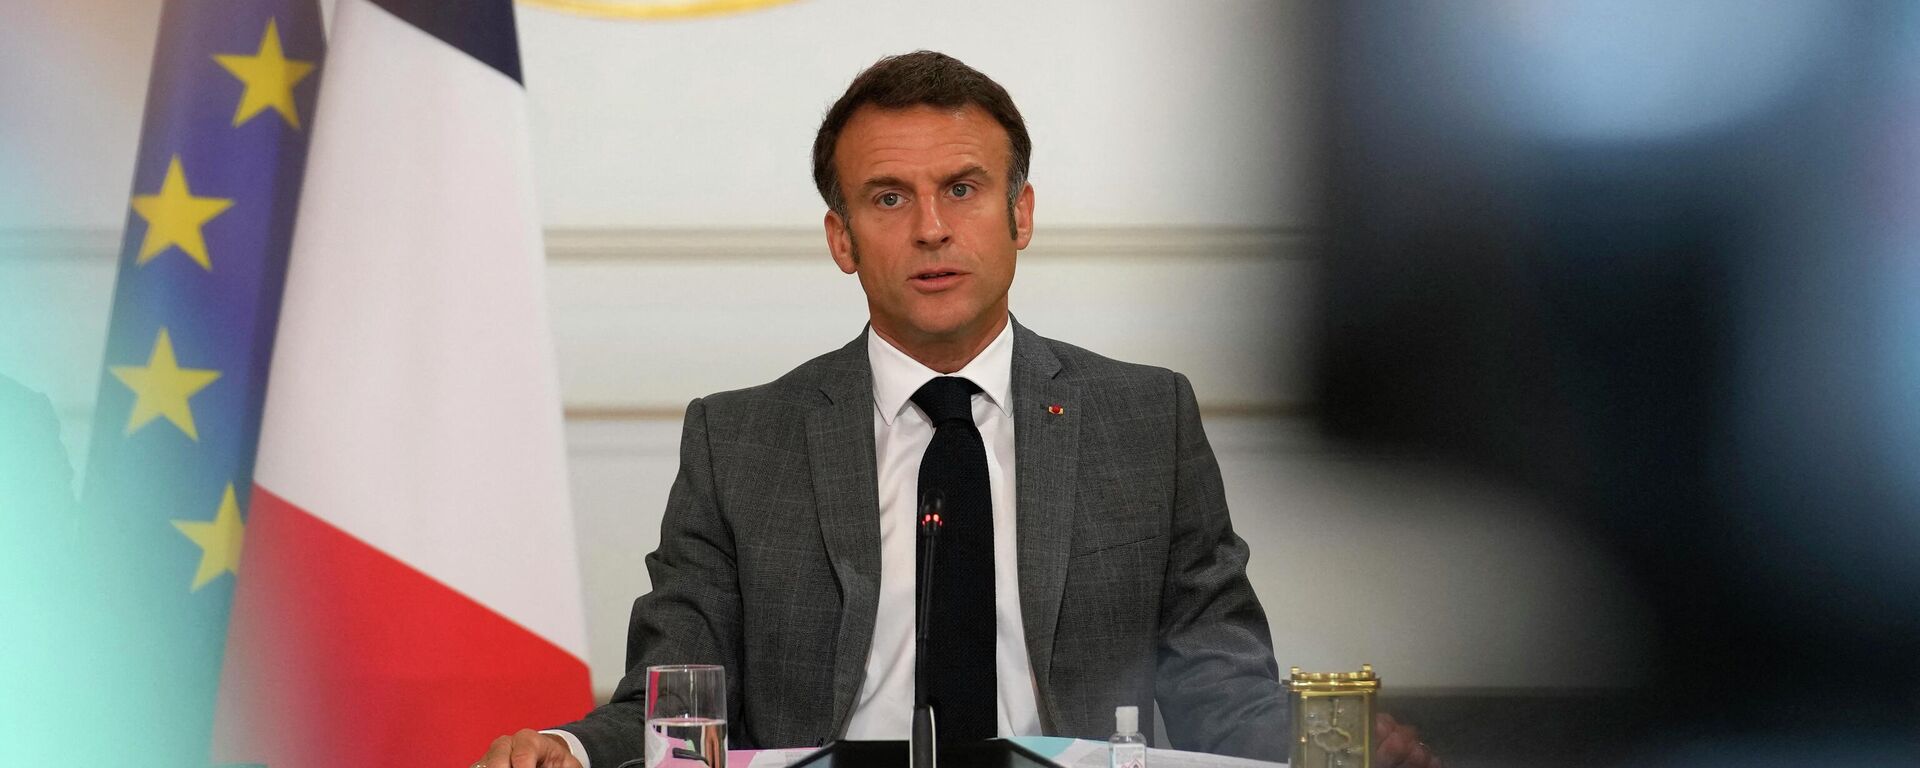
1011 182 1035 250
825 210 857 274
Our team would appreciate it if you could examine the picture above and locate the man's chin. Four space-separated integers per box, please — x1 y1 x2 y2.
878 310 997 346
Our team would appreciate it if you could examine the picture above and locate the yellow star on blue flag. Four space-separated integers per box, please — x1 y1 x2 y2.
173 484 246 591
215 18 318 129
109 327 222 440
129 155 235 270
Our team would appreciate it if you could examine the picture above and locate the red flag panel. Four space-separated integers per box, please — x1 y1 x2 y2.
215 485 593 767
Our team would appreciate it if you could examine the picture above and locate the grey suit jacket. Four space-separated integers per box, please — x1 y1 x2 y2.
561 322 1288 763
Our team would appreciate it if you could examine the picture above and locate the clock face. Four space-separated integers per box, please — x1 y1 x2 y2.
517 0 799 21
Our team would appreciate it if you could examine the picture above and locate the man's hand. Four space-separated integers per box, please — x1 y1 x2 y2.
473 729 581 768
1374 713 1441 768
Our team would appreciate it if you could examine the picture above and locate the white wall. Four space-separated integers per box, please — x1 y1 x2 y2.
0 0 162 231
0 0 1651 702
519 0 1320 229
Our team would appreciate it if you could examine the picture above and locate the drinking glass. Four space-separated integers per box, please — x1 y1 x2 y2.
645 664 728 768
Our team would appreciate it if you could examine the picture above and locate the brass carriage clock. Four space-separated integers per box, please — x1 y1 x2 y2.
1287 665 1380 768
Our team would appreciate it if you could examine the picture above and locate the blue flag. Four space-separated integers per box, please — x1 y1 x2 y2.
77 0 323 764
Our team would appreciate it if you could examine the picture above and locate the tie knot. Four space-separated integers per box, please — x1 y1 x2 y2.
910 376 981 427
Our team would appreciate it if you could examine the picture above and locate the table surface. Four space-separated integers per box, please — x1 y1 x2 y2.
723 737 1287 768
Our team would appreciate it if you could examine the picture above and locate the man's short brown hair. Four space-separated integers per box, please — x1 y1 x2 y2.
812 51 1032 220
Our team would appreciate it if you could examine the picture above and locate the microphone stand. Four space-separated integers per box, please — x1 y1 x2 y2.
912 491 943 768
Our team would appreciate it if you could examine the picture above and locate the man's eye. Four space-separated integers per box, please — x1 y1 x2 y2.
951 183 974 198
878 192 903 207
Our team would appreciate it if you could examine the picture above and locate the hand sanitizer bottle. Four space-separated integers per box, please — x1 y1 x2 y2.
1110 705 1147 768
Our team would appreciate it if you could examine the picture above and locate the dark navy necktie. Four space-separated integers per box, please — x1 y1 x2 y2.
911 375 996 742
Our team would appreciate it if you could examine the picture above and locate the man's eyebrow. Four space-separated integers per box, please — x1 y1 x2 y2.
940 165 991 186
856 166 993 195
858 175 909 194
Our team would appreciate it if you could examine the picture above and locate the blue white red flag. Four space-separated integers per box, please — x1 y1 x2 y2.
213 1 592 765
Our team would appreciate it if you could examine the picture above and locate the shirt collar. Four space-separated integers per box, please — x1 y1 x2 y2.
869 318 1015 426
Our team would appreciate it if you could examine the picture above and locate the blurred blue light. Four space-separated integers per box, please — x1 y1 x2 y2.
1460 0 1841 142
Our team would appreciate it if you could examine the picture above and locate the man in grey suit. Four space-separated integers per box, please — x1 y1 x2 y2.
479 51 1437 768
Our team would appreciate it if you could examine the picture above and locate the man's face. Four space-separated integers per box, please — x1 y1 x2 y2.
825 104 1034 352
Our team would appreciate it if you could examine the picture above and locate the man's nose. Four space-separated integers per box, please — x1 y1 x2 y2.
911 198 951 248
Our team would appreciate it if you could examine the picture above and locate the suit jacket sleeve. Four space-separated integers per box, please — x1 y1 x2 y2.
557 397 746 766
1153 373 1290 759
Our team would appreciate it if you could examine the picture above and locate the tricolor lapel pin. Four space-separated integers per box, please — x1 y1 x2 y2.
1047 404 1065 415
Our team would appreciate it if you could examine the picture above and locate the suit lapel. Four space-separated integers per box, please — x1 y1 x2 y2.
1011 321 1078 734
806 331 882 739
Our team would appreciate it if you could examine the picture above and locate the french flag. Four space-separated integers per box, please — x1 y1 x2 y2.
214 0 592 765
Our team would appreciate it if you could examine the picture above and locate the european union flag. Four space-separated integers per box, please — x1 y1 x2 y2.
78 0 323 764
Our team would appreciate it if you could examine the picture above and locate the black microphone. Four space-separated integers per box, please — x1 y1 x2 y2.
917 489 943 651
912 489 943 768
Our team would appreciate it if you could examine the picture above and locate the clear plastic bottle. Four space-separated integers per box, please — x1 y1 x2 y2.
1110 705 1148 768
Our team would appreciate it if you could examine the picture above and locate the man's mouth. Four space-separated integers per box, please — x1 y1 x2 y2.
913 270 962 281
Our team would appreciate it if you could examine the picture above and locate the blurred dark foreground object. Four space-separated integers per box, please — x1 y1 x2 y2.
1313 1 1920 762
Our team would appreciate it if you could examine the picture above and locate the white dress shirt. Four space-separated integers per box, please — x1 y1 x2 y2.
843 318 1041 740
555 320 1040 767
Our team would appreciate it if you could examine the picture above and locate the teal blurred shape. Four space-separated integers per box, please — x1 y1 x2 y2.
0 371 90 762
